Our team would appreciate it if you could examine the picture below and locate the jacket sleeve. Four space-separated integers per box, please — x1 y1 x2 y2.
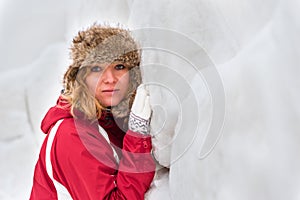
114 130 156 199
52 123 155 200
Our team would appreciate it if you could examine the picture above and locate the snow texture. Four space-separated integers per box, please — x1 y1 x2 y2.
1 0 300 199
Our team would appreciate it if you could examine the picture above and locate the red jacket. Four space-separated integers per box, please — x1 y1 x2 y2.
30 97 155 199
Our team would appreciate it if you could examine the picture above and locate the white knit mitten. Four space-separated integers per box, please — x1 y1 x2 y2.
128 84 151 135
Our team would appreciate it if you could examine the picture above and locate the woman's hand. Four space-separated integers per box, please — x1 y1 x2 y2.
128 84 151 135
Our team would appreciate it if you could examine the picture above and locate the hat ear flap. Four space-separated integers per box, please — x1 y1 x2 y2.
128 65 142 107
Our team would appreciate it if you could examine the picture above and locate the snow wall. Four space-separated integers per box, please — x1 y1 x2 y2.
0 0 300 199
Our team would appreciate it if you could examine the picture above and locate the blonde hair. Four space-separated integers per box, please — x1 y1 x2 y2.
62 65 141 121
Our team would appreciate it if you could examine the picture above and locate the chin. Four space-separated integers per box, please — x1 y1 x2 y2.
102 99 122 107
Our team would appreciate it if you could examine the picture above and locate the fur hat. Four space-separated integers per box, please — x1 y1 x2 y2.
63 24 142 119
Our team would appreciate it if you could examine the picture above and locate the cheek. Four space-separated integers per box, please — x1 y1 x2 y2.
118 72 130 91
85 75 99 94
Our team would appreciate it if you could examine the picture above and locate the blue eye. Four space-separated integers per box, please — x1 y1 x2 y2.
115 64 126 70
91 66 102 72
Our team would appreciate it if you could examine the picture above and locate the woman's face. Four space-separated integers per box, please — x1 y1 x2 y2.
85 62 130 107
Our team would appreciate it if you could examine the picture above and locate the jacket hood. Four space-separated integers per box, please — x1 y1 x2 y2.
41 96 73 134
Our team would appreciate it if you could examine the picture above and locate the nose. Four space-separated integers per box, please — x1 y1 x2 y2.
102 67 117 84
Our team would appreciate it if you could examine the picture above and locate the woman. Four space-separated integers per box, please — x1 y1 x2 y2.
30 24 155 199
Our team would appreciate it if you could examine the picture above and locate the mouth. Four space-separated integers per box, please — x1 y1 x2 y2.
102 89 120 93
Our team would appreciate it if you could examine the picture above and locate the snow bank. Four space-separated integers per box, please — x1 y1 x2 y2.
1 0 300 199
